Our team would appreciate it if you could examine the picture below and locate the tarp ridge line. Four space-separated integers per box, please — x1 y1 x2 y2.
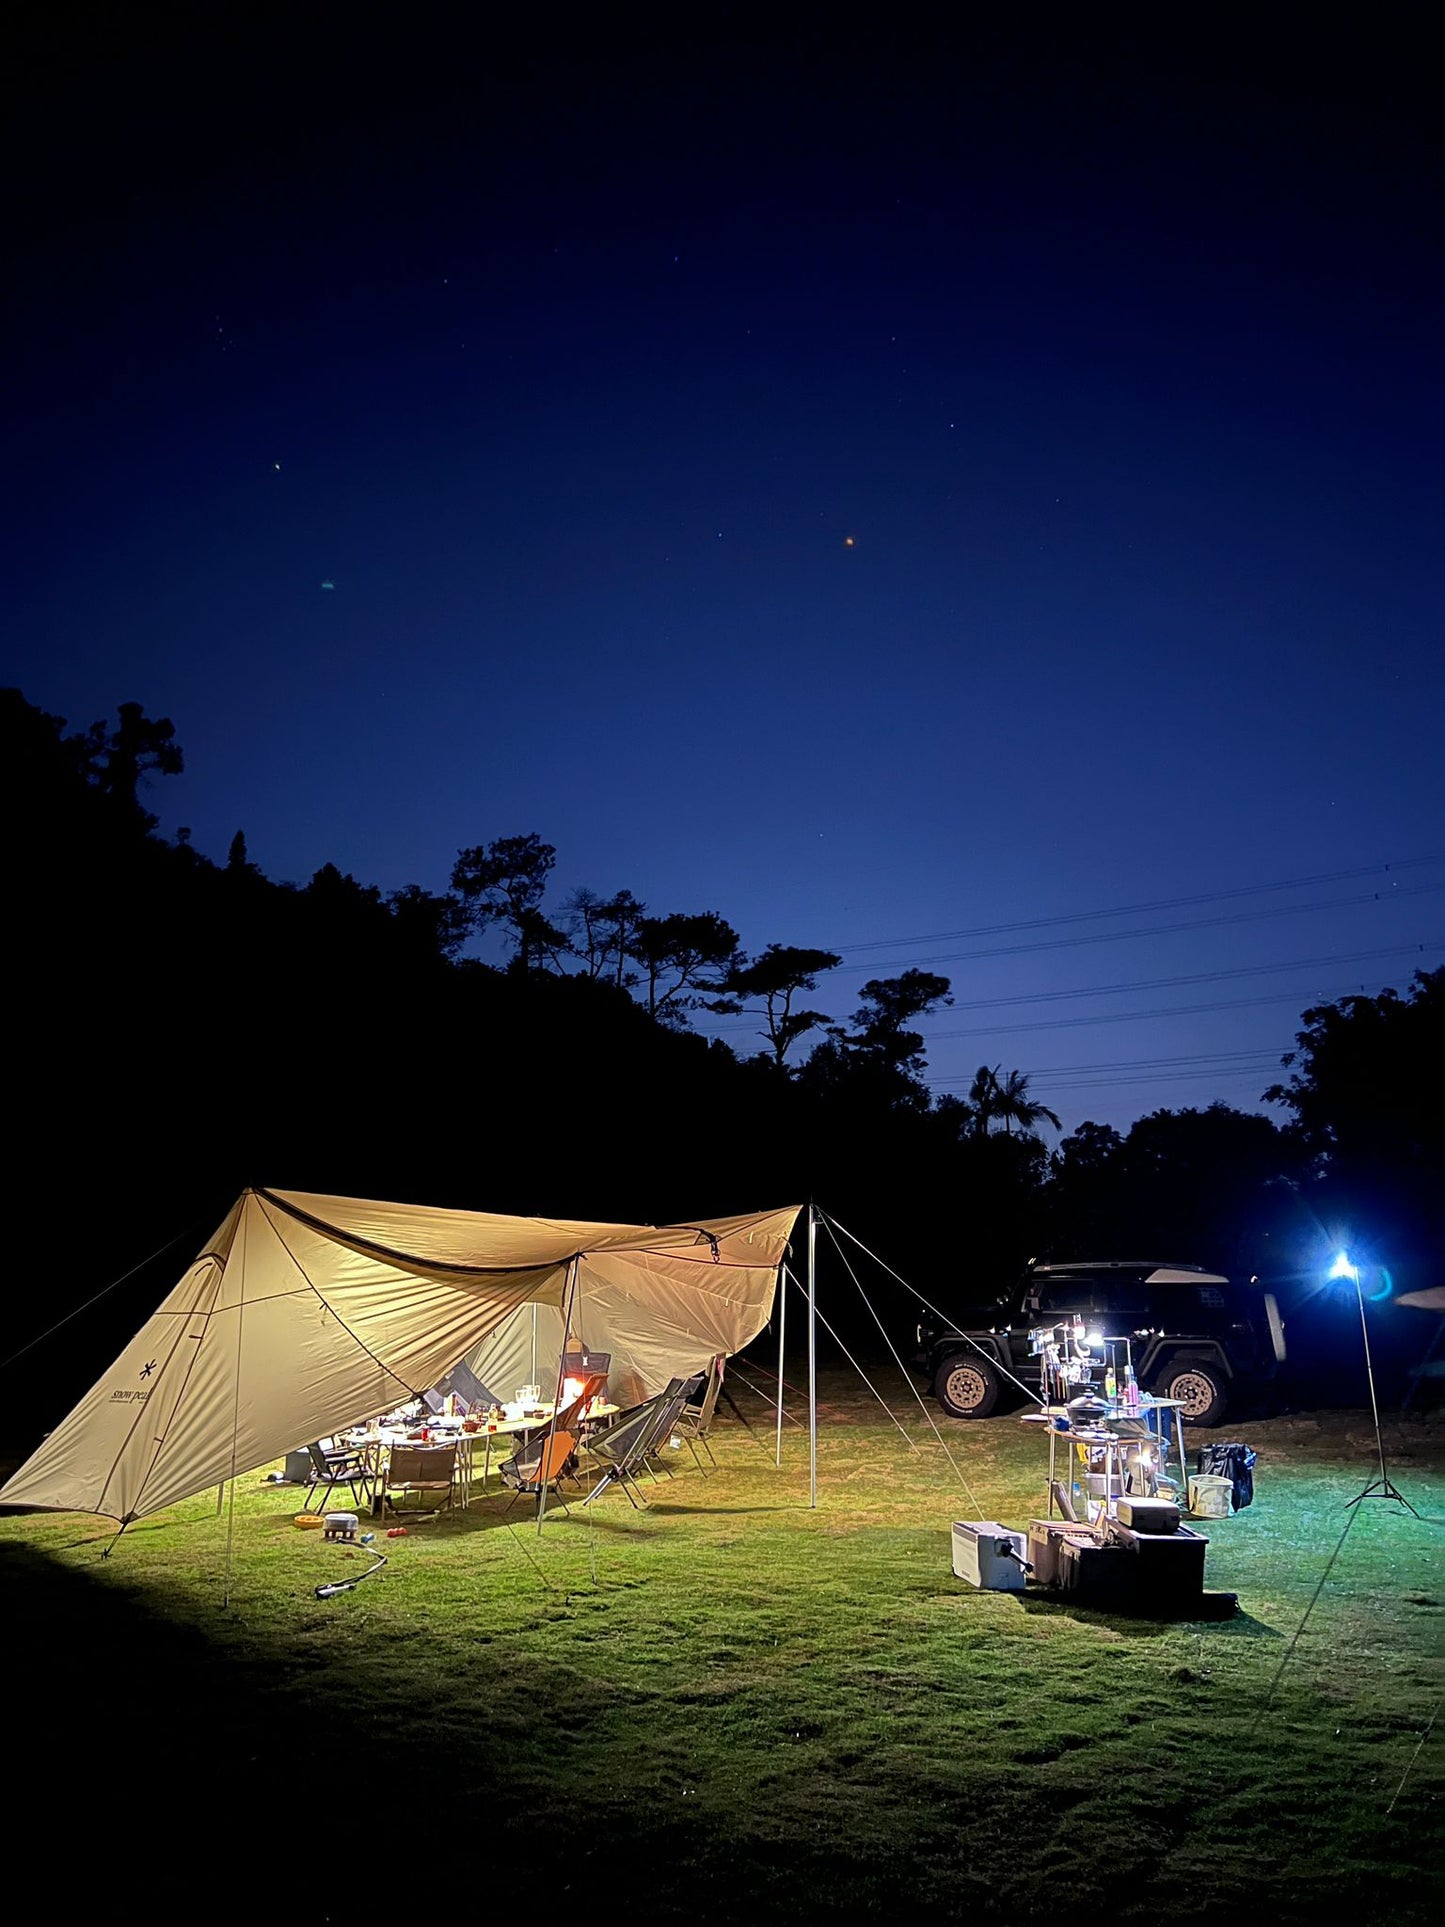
260 1189 797 1277
256 1187 559 1277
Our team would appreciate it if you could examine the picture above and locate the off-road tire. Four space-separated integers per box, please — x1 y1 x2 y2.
1154 1358 1229 1427
934 1353 1001 1419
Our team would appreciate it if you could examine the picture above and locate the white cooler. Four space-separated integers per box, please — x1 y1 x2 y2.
951 1520 1028 1590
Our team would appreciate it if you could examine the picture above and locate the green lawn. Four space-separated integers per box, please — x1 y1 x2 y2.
1 1368 1440 1922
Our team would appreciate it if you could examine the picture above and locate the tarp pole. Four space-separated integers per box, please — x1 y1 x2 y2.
774 1260 787 1467
222 1207 249 1609
807 1203 818 1509
539 1255 581 1533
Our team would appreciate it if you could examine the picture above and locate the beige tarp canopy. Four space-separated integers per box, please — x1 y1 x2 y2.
0 1187 802 1523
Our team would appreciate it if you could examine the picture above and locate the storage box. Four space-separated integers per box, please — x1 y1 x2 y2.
1106 1519 1208 1606
1056 1534 1138 1608
1029 1519 1099 1587
951 1521 1028 1590
1115 1497 1180 1534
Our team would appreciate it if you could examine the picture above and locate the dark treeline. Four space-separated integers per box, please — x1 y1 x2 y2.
4 689 1440 1421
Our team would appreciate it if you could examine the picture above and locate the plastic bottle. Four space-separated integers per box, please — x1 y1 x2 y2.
1125 1366 1140 1411
1104 1360 1117 1404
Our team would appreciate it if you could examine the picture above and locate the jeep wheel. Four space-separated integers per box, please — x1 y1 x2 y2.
1155 1359 1229 1427
934 1354 1001 1419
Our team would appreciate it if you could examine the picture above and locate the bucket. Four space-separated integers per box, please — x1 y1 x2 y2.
1188 1474 1232 1518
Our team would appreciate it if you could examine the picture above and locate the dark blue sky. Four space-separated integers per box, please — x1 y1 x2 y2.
5 13 1442 1131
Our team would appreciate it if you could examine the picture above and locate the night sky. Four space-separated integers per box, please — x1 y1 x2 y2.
5 13 1441 1132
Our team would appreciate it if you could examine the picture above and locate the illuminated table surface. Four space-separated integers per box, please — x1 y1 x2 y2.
347 1406 621 1506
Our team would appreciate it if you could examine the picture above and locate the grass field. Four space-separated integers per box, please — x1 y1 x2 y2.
1 1366 1440 1923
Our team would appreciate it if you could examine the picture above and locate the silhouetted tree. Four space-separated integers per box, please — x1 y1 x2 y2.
79 700 184 828
451 833 571 971
966 1064 1061 1138
709 943 842 1068
632 910 741 1025
563 885 645 985
804 968 952 1111
387 883 470 962
1265 968 1444 1283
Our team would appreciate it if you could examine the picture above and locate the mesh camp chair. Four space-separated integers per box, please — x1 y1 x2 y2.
671 1355 726 1474
302 1439 371 1512
379 1442 458 1517
424 1357 494 1415
582 1377 700 1509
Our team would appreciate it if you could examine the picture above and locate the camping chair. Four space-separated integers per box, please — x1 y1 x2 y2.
378 1443 458 1517
554 1371 608 1433
582 1378 700 1509
302 1439 371 1512
424 1357 493 1416
635 1373 707 1482
498 1430 581 1516
672 1355 726 1474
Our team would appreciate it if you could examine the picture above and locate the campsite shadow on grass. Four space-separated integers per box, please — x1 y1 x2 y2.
1015 1590 1277 1638
0 1538 779 1925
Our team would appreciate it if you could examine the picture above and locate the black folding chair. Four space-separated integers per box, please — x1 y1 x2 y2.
582 1377 701 1509
302 1439 370 1512
672 1355 727 1474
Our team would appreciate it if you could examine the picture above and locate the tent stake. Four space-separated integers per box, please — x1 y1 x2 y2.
807 1203 818 1509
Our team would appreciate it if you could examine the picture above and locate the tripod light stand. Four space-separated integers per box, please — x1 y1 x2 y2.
1331 1252 1418 1516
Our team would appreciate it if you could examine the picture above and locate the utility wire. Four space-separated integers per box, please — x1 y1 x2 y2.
919 976 1428 1042
692 945 1440 1042
927 1045 1295 1085
824 880 1445 976
918 940 1440 1013
821 854 1445 956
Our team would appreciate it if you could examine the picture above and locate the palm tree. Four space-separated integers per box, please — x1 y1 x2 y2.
968 1064 1061 1138
966 1064 1002 1137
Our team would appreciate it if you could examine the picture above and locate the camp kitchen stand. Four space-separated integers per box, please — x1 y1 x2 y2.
953 1398 1222 1615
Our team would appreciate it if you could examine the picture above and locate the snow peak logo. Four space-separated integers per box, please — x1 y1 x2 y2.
110 1360 157 1404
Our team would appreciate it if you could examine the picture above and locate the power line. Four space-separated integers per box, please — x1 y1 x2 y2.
927 1046 1280 1087
822 853 1445 956
922 976 1413 1040
928 939 1440 1013
928 1064 1282 1095
688 942 1441 1041
827 879 1445 974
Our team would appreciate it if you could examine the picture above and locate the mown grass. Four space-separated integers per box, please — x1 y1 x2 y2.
1 1367 1440 1923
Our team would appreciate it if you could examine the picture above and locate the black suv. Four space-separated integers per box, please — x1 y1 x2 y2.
914 1260 1287 1426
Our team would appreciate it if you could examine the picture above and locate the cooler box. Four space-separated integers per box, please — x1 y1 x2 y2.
284 1449 313 1485
952 1521 1027 1591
